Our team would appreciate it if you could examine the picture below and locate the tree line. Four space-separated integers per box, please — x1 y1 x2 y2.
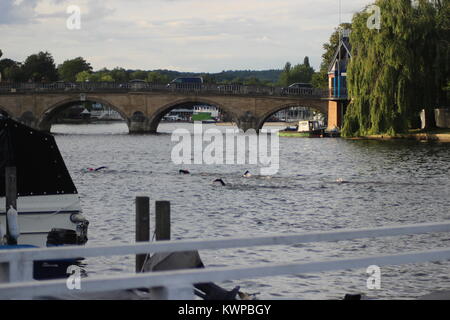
0 49 333 87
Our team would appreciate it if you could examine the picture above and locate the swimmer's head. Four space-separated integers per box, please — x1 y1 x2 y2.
213 178 226 186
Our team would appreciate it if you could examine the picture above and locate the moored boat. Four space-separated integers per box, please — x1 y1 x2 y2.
0 115 88 248
278 120 326 137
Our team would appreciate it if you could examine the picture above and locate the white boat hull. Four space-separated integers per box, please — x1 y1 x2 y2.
0 194 88 247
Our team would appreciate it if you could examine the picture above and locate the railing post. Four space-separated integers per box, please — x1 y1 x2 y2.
155 201 170 241
135 196 150 273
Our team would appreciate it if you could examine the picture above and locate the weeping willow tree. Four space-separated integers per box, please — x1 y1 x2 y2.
342 0 448 136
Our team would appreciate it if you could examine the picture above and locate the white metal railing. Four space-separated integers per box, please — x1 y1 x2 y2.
1 221 450 299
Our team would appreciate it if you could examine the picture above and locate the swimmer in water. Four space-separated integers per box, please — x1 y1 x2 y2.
213 178 226 186
87 166 107 172
179 169 190 174
243 170 252 178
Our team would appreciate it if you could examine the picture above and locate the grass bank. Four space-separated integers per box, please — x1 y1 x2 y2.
348 128 450 142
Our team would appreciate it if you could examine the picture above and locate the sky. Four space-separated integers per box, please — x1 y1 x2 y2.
0 0 371 72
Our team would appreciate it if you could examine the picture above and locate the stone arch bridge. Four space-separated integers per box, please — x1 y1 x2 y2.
0 83 329 133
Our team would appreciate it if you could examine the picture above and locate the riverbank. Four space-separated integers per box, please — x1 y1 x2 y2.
348 129 450 142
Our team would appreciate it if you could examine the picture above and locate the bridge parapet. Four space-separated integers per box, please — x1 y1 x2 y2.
0 83 329 133
0 82 329 98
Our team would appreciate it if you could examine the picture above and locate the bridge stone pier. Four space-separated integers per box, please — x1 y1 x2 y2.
0 85 328 133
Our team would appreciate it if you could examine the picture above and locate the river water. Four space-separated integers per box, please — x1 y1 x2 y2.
52 122 450 300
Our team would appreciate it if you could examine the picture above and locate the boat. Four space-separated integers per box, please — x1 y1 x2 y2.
0 115 89 248
278 120 326 138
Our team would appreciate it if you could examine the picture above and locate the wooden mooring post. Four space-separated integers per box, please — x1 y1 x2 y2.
155 201 170 241
153 201 185 299
135 196 150 273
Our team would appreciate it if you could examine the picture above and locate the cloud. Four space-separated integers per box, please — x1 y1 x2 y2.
0 0 370 72
0 0 40 24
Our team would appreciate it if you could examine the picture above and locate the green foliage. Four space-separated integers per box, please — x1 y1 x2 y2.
311 72 328 89
147 71 170 84
278 57 315 86
99 74 114 82
3 63 25 82
0 58 22 81
130 70 148 80
342 0 448 137
58 57 92 82
75 71 91 82
22 51 58 82
0 48 284 85
110 68 129 82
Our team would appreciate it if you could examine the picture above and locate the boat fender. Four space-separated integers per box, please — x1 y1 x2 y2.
70 213 88 223
7 206 20 241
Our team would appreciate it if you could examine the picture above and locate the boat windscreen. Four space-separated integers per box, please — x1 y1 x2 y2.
0 117 77 197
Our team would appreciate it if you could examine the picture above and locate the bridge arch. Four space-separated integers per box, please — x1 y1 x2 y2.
256 101 328 131
148 98 239 133
38 96 129 132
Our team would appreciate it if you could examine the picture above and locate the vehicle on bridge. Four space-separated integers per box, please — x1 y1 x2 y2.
129 79 149 90
167 77 203 90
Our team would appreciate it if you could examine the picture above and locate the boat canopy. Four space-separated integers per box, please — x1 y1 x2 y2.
0 116 77 197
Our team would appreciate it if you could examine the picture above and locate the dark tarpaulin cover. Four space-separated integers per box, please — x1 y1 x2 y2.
0 116 77 197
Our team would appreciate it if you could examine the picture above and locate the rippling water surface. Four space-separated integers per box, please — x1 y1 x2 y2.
52 122 450 299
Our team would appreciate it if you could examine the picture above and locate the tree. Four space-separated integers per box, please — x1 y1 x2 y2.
278 58 315 86
130 70 148 80
303 56 310 68
3 64 26 82
147 71 170 84
278 62 292 86
434 0 450 106
99 74 114 82
342 0 446 136
110 67 129 82
22 51 58 82
0 58 17 71
58 57 92 82
311 72 326 88
75 70 92 82
290 62 314 83
243 77 264 86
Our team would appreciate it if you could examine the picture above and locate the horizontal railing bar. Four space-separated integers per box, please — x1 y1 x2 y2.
0 82 329 97
1 247 450 299
0 221 449 263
